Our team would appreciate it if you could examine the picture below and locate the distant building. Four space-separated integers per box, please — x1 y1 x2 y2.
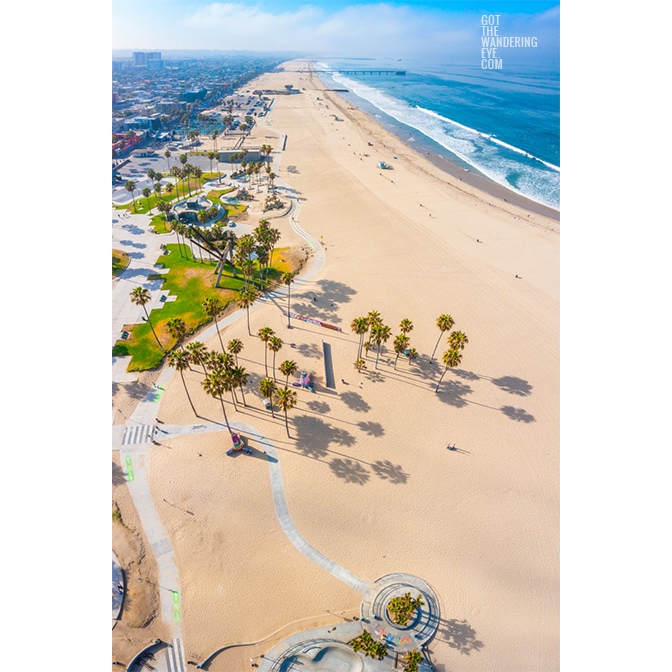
157 100 187 114
124 116 161 131
180 88 207 103
133 51 161 66
148 59 165 70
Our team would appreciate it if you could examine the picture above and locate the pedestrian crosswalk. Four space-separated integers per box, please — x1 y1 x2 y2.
122 424 154 445
164 638 186 672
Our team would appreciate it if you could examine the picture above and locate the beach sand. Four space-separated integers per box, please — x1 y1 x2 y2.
133 60 558 670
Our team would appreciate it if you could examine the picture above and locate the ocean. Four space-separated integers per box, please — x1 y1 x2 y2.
314 58 559 212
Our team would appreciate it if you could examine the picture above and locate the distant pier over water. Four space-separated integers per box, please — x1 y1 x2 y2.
322 70 406 75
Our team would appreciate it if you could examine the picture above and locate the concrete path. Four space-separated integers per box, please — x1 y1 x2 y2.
233 421 371 595
119 365 186 672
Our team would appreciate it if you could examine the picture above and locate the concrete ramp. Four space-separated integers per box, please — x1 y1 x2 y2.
322 341 335 389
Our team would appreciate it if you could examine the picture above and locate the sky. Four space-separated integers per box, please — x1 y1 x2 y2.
112 1 559 62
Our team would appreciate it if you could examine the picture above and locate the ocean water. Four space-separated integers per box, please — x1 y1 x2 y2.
314 58 559 211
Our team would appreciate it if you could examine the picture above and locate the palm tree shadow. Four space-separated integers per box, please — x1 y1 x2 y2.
491 376 533 396
292 414 356 459
329 458 370 484
435 618 485 656
357 421 384 437
112 461 127 486
340 391 371 412
436 379 473 408
306 400 330 414
371 460 409 484
500 405 536 423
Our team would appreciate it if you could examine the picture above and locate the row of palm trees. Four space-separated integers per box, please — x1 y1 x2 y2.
350 311 469 393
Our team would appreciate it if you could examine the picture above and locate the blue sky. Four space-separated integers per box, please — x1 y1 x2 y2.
113 1 559 61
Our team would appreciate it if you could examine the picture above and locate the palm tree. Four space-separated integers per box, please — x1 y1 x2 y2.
350 317 369 360
186 341 208 376
164 149 171 172
142 187 151 210
221 368 239 411
193 166 203 190
231 365 249 407
207 151 216 176
367 310 382 329
124 180 137 212
258 327 275 377
236 289 257 336
267 336 283 381
436 348 462 393
167 317 188 350
259 377 277 418
168 350 198 416
202 370 233 435
354 358 367 374
400 318 413 335
227 338 243 366
279 359 298 386
371 323 391 369
129 286 166 354
393 334 410 370
274 386 297 437
363 340 372 357
206 350 233 374
202 297 225 352
449 330 469 351
403 650 424 672
406 347 418 365
170 166 181 198
431 314 454 362
282 272 296 327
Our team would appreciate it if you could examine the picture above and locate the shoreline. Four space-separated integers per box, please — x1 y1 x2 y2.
310 63 559 221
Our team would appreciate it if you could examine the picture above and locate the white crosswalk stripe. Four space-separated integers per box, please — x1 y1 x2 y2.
122 424 154 445
164 638 186 672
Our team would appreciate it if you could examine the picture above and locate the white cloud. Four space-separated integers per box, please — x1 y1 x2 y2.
114 2 559 59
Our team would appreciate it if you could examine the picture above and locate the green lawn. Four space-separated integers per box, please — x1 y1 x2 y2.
113 244 296 371
112 250 130 277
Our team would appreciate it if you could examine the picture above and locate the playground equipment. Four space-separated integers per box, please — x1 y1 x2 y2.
227 432 251 455
292 370 316 393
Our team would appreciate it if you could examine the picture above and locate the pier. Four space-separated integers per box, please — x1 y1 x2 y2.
323 70 406 75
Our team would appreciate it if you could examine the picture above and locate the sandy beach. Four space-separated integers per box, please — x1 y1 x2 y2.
117 59 559 671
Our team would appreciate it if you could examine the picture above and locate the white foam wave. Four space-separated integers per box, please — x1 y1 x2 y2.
330 73 559 209
418 106 560 172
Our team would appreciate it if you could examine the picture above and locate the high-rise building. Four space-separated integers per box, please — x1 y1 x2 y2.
133 52 161 67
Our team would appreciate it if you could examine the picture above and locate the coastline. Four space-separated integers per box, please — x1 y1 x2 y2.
311 64 560 221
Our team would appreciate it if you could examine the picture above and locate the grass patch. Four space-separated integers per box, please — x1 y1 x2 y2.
114 244 297 371
113 249 130 277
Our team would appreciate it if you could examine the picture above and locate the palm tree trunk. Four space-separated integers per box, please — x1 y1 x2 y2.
268 396 275 418
430 331 443 362
287 288 291 327
230 389 238 411
394 353 400 370
246 307 251 336
180 369 198 416
214 316 224 352
239 384 246 407
435 367 448 393
144 307 166 354
219 396 232 434
264 348 269 377
375 345 381 369
272 352 277 382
